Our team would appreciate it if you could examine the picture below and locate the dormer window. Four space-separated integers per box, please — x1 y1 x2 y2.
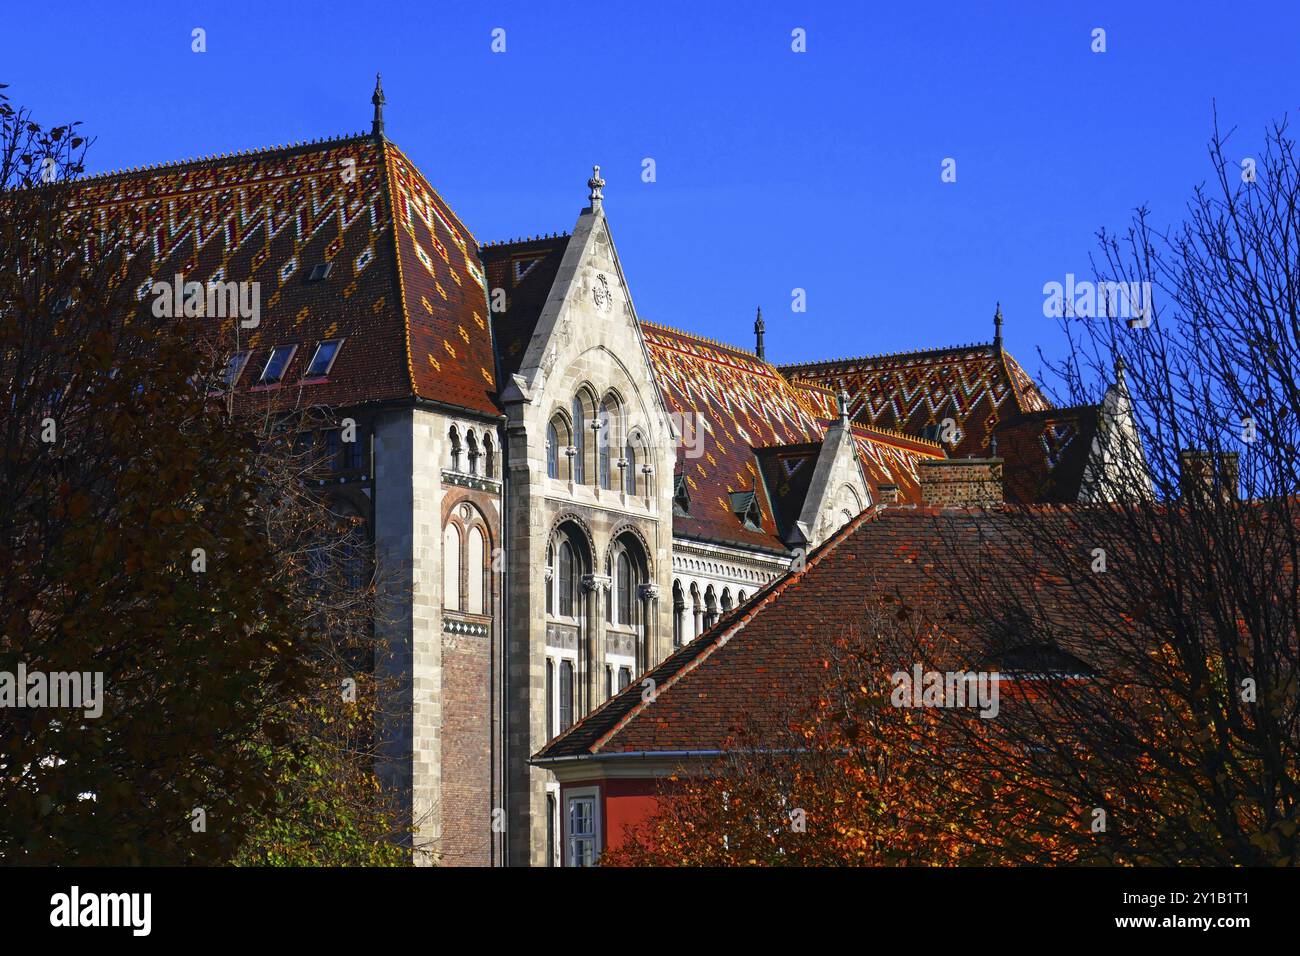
259 345 297 385
728 490 763 532
673 472 691 516
303 339 342 379
308 262 334 282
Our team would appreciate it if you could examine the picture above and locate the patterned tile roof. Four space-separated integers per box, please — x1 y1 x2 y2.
482 234 572 382
642 322 941 551
995 406 1100 504
66 135 497 417
781 343 1051 459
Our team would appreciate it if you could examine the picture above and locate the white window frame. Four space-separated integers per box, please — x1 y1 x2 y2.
258 344 298 385
564 786 601 867
302 338 344 379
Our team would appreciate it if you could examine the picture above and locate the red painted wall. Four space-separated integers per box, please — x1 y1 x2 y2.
559 777 666 864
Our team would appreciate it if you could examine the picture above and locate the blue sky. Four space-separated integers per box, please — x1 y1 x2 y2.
4 0 1297 381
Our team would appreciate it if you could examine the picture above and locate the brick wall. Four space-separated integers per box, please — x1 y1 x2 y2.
919 458 1004 506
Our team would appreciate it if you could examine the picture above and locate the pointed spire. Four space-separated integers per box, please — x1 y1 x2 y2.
993 302 1004 348
586 164 605 212
371 73 387 139
754 306 766 361
1114 352 1127 383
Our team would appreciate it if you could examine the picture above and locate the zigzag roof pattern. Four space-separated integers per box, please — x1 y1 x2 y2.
781 342 1050 461
641 322 940 551
67 135 497 416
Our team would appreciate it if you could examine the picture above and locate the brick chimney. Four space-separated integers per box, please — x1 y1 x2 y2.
919 457 1004 507
1179 450 1239 502
876 483 900 505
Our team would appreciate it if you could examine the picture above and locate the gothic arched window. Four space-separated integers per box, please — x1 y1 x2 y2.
571 396 587 484
616 551 634 626
558 540 576 618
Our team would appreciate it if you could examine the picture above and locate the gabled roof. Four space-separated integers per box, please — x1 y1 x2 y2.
534 504 1099 761
641 322 940 552
781 342 1051 459
995 406 1100 504
482 234 572 383
67 134 498 416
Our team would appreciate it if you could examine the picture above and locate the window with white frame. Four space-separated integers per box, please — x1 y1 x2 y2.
566 788 599 866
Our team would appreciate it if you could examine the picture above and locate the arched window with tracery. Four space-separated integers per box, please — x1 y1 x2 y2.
571 394 589 485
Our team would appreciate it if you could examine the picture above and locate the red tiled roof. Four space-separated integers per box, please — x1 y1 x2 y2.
642 322 940 551
68 135 497 417
534 504 1100 760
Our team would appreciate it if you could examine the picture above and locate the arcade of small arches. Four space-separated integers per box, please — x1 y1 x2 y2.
446 423 498 479
670 578 756 647
545 385 653 498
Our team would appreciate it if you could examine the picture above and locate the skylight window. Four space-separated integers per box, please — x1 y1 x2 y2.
259 345 297 385
225 351 250 387
303 339 342 379
308 262 334 282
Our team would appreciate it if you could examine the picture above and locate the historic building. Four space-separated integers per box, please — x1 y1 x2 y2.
69 80 1144 866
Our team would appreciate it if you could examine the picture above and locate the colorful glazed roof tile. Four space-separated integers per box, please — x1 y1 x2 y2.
995 406 1100 504
642 322 941 551
482 234 572 382
67 134 497 417
781 342 1051 459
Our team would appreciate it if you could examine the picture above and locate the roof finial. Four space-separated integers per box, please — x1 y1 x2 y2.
586 164 605 212
1114 352 1127 380
754 306 766 361
371 73 387 139
837 388 851 424
993 301 1004 348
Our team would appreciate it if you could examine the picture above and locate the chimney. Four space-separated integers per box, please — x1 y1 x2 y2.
1179 450 1239 502
919 457 1004 507
877 483 900 505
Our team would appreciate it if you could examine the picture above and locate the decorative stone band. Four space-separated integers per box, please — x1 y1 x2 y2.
441 470 501 493
443 617 490 637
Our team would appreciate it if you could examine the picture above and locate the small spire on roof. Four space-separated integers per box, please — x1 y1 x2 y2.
586 164 605 212
993 302 1004 348
754 306 766 360
371 73 387 139
837 387 851 424
1114 353 1127 380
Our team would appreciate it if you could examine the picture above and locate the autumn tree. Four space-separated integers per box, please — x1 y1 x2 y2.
607 113 1300 867
0 87 405 865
